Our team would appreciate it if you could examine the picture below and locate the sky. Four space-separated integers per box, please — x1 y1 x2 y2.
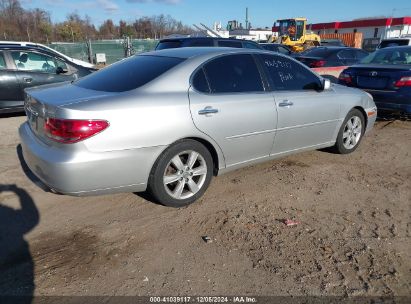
22 0 411 28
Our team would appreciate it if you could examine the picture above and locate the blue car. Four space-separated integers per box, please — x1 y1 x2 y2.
339 46 411 117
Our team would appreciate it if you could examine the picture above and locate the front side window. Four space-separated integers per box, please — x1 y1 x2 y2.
259 54 321 91
202 54 264 93
75 55 185 92
11 51 57 73
0 53 6 69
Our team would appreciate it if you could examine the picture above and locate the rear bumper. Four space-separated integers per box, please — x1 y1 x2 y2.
364 89 411 114
374 101 411 114
19 122 166 196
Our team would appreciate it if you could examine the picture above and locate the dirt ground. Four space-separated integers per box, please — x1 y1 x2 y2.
0 115 410 298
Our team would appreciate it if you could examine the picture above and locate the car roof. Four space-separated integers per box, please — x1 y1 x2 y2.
159 37 258 43
381 37 411 40
141 47 277 59
377 45 411 50
0 45 57 55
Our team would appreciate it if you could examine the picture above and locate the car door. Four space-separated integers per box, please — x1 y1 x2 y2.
10 50 76 101
0 50 22 108
188 53 277 168
257 53 341 155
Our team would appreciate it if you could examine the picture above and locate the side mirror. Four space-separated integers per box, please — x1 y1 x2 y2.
56 66 68 74
322 78 331 90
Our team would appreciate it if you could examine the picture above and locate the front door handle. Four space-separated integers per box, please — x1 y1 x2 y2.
278 100 294 107
198 106 219 115
23 77 33 83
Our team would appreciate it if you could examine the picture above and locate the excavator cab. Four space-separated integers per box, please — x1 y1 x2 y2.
278 19 305 41
275 17 321 52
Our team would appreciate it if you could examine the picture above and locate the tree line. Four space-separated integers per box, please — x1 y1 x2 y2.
0 0 192 43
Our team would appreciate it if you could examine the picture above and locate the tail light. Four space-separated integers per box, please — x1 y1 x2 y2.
309 60 326 68
394 76 411 87
44 118 109 143
339 72 353 85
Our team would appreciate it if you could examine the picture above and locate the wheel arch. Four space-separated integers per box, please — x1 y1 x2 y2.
185 136 221 176
353 106 368 130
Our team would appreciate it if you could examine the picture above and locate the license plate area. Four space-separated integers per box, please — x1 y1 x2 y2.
357 76 388 89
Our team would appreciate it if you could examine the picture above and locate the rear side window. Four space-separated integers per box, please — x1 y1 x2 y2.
192 68 210 93
338 49 356 59
75 55 184 92
156 41 182 50
0 53 6 69
259 54 321 91
300 47 332 58
354 50 368 60
202 54 264 93
218 40 243 48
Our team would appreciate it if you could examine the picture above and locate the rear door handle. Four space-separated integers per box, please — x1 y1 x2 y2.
278 100 294 107
23 77 33 83
198 106 219 115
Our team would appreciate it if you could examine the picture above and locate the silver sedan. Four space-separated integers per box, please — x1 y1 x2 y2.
19 48 377 207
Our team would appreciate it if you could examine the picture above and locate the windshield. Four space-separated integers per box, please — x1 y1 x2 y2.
361 48 411 65
379 39 409 49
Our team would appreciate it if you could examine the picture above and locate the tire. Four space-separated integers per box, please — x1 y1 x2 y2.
334 109 365 154
147 139 213 207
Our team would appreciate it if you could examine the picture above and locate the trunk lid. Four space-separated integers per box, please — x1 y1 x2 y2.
347 64 411 90
24 82 115 142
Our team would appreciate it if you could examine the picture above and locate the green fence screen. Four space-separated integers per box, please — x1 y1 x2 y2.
48 39 158 65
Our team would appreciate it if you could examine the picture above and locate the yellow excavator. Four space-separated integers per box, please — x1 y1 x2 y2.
274 18 321 52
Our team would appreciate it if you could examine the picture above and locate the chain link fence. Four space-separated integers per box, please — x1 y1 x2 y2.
48 39 158 65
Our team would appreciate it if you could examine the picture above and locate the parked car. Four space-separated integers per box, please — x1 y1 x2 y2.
377 37 411 49
259 43 293 55
155 37 263 50
320 39 346 47
295 46 369 68
338 46 411 117
20 48 376 207
0 45 96 114
0 41 94 68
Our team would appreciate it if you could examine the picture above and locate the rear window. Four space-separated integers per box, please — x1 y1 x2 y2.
75 55 184 92
361 48 411 65
379 39 410 48
156 41 182 50
299 47 333 58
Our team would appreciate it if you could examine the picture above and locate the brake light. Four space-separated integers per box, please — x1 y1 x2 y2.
44 118 109 143
310 60 326 68
339 72 353 85
394 76 411 87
